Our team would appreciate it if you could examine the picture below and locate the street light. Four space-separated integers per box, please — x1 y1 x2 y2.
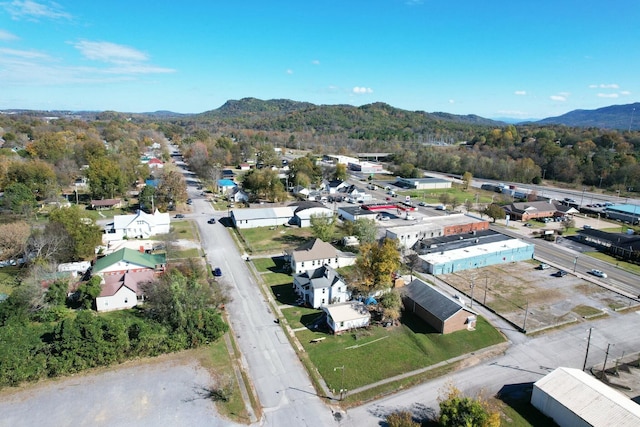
470 280 475 309
334 366 346 401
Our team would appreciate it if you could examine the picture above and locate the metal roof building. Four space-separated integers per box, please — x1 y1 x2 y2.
532 367 640 427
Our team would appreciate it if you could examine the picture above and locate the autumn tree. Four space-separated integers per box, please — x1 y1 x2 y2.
242 168 286 202
385 410 419 427
310 214 335 241
483 204 506 223
0 221 30 261
87 157 125 199
334 163 348 181
3 182 38 215
288 155 321 187
438 385 500 427
48 206 102 261
155 168 187 209
6 159 58 200
462 171 473 190
351 218 378 244
352 238 400 295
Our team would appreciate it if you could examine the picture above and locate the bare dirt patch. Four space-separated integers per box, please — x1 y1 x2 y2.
440 261 633 333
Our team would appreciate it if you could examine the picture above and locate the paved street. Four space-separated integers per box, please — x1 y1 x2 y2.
194 196 338 426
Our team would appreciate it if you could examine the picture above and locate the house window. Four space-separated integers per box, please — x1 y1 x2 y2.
340 321 344 327
322 288 326 294
322 298 325 304
124 298 128 304
301 262 304 267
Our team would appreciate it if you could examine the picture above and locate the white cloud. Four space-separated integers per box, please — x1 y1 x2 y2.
0 46 49 59
620 90 631 96
448 99 455 104
2 0 71 21
0 29 18 41
73 40 148 64
589 83 620 89
514 90 527 96
597 93 619 98
352 86 373 94
311 59 320 65
550 95 567 101
286 69 293 75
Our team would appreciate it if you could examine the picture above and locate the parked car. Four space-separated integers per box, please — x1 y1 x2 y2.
590 269 607 278
554 269 567 277
186 198 193 205
538 263 550 270
175 214 185 219
213 267 222 277
207 218 216 224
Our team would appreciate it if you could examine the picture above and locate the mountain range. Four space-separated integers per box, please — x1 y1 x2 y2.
2 101 639 131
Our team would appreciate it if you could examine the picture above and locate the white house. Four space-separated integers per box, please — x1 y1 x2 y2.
323 301 371 334
103 209 171 242
95 270 155 312
231 206 296 229
323 179 350 194
230 187 250 203
288 238 356 274
293 264 350 308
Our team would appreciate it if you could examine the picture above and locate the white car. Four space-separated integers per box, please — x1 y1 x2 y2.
590 269 607 278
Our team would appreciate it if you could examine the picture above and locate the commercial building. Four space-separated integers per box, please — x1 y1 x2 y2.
385 214 489 249
394 176 452 190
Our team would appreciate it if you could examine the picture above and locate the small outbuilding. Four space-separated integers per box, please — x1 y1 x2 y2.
323 301 371 334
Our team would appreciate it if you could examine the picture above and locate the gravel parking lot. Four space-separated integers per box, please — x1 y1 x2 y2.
441 260 635 333
0 352 240 427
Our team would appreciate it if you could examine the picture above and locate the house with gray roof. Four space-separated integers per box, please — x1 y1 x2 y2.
401 278 477 334
287 238 356 274
293 264 350 308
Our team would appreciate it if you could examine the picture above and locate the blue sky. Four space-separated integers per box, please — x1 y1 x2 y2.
0 0 638 119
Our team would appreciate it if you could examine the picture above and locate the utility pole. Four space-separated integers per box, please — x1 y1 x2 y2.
469 279 475 309
483 275 488 305
334 366 346 401
601 343 613 380
522 301 529 332
582 328 592 371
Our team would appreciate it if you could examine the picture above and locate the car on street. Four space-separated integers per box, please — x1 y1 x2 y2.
207 218 216 224
174 214 185 219
554 269 567 277
590 269 607 278
538 263 550 270
418 201 427 207
186 198 193 205
213 267 222 277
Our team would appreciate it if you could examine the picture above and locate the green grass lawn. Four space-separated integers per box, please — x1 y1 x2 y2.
239 226 313 253
395 187 496 206
252 256 287 273
584 251 640 275
281 306 323 329
262 272 292 287
270 283 298 305
168 220 198 240
298 314 505 391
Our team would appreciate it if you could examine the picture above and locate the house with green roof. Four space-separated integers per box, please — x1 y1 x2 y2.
93 248 166 277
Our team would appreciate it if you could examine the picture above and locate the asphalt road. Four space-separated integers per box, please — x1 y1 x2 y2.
192 195 338 426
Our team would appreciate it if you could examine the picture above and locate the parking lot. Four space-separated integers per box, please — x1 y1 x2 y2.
440 260 636 333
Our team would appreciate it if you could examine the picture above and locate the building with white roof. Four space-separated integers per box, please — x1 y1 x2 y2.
385 214 489 249
419 238 534 275
103 209 171 242
531 367 640 427
322 301 371 334
231 206 296 229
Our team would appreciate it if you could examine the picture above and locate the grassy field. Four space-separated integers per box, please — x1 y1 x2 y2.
393 186 497 206
169 220 198 240
239 226 313 253
281 306 322 329
296 315 505 392
585 251 640 275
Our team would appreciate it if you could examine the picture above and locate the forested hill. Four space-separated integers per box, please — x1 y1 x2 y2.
533 102 640 130
196 98 506 138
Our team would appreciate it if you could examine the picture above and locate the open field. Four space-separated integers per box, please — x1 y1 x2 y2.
238 226 313 254
440 260 636 333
